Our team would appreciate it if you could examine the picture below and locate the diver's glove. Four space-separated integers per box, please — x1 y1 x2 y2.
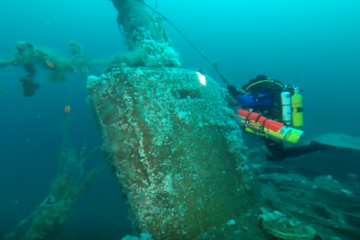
227 85 243 99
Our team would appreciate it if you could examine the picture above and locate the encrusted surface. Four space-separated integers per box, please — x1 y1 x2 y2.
259 209 316 240
87 66 259 240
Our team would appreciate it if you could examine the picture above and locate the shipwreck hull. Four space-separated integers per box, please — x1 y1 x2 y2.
87 66 259 239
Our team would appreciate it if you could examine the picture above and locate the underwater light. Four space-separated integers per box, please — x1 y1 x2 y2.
196 72 206 86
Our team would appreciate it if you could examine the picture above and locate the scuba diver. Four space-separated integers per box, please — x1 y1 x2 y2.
228 75 336 161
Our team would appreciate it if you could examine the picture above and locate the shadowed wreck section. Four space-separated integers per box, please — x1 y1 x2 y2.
87 66 261 239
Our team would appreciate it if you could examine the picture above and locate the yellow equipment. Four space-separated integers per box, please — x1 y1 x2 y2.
291 89 303 127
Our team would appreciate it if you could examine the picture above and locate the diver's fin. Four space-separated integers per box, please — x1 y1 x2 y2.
290 146 360 181
309 141 337 152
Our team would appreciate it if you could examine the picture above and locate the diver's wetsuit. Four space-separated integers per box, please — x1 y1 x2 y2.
229 75 336 161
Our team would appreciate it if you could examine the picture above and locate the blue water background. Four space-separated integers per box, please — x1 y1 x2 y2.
0 0 359 239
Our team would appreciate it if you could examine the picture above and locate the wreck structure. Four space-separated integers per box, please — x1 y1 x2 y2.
86 0 261 239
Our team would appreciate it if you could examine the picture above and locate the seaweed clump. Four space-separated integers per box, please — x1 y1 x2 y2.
19 76 40 97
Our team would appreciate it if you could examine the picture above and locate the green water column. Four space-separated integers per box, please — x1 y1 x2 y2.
87 1 262 239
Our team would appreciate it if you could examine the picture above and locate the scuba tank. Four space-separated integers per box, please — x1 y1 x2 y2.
281 91 292 126
291 89 303 127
